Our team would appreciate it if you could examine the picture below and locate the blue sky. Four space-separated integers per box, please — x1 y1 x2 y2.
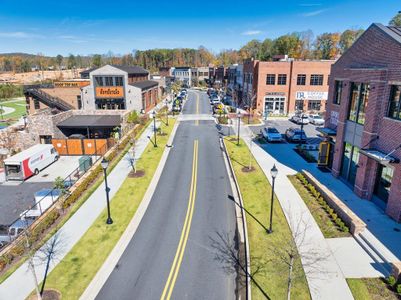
0 0 399 56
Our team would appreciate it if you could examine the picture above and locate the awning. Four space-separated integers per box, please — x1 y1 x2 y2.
316 127 337 136
360 148 399 164
57 115 122 129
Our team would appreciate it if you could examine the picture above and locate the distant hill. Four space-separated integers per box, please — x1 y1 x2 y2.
0 53 48 58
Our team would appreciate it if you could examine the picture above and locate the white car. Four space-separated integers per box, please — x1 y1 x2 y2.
291 114 309 125
262 127 283 142
308 114 325 126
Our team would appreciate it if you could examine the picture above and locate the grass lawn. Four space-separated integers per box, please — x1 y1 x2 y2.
42 120 175 299
347 278 399 300
225 138 310 300
288 175 350 238
0 99 26 126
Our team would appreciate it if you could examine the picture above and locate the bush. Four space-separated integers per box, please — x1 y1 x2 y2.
331 213 338 221
127 111 140 124
342 226 349 233
396 284 401 294
387 275 396 286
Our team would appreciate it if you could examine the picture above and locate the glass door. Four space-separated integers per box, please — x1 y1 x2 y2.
374 165 393 203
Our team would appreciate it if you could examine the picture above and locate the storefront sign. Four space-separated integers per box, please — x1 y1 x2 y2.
330 111 339 126
296 91 328 100
266 92 285 96
95 87 124 98
54 81 90 88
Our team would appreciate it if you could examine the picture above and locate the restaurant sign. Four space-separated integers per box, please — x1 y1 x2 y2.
296 91 328 101
95 87 124 98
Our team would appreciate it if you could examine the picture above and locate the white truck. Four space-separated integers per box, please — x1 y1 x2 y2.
0 219 34 249
21 189 62 218
4 144 59 181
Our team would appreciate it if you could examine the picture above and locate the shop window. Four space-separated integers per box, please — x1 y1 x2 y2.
297 74 306 85
295 100 304 111
278 74 287 85
115 76 123 86
333 80 343 105
105 76 113 86
95 76 104 86
266 74 275 85
374 165 394 203
348 82 369 125
388 85 401 121
340 142 360 186
310 74 324 86
308 100 321 111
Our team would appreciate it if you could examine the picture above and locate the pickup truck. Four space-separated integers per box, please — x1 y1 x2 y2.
0 219 34 249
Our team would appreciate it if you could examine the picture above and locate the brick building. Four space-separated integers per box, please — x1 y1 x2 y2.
251 59 333 115
323 23 401 221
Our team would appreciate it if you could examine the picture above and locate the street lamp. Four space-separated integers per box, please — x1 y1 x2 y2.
165 99 169 126
151 111 157 147
101 158 113 225
268 164 278 234
237 111 241 146
299 112 305 147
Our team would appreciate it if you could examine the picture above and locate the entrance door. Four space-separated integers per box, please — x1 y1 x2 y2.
340 142 360 186
374 165 394 204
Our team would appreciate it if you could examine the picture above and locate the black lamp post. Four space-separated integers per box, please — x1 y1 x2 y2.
101 158 113 225
151 111 157 147
268 164 278 234
299 113 305 147
237 111 241 146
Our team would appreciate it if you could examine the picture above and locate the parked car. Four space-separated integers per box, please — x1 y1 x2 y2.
262 127 283 143
0 219 34 249
290 114 309 125
172 99 182 112
285 127 307 143
308 114 325 126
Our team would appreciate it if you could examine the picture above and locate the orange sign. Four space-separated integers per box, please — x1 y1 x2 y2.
54 81 90 88
95 87 124 98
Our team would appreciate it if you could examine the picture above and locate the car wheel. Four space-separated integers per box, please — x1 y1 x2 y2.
34 169 39 175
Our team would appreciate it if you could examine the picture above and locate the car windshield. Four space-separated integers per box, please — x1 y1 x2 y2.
267 128 279 133
314 116 322 119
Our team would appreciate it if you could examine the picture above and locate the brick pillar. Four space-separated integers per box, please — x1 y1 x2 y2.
386 165 401 222
354 156 377 199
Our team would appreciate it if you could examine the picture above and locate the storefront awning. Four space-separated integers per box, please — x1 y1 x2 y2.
360 149 399 164
316 127 337 136
57 115 122 129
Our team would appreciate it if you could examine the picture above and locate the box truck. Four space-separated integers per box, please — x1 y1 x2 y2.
4 144 59 181
21 188 62 218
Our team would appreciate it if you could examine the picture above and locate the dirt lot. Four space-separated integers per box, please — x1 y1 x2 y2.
0 69 85 84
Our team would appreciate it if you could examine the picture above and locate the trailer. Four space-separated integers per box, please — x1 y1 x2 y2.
4 144 59 181
22 189 62 218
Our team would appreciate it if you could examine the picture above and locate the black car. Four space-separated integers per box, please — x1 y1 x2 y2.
285 127 307 143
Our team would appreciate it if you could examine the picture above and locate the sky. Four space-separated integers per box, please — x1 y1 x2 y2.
0 0 399 56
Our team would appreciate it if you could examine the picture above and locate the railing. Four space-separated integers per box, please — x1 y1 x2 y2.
0 143 107 249
24 86 74 111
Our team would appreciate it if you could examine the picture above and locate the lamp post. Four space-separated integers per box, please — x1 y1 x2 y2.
237 111 241 146
101 158 113 225
268 164 278 234
299 113 305 147
165 99 169 126
151 111 157 147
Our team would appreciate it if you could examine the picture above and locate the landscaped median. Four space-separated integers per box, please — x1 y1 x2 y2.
40 119 176 299
224 138 310 300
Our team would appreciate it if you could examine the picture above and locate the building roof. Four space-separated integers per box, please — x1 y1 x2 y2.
174 66 191 70
374 23 401 45
57 115 122 128
80 65 149 76
130 80 159 90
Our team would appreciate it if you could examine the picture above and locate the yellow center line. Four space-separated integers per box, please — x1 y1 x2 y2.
161 140 198 300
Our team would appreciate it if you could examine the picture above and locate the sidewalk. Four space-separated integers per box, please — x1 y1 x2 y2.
0 121 157 300
233 119 354 300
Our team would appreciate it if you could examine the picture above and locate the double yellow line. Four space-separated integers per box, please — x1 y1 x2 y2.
160 140 199 300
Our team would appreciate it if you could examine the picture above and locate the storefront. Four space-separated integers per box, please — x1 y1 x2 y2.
295 91 328 113
264 92 285 115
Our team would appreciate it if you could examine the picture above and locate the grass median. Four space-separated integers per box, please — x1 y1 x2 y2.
224 138 310 300
347 278 399 300
0 99 26 126
41 119 176 299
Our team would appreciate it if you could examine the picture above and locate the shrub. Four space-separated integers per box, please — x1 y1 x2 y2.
396 284 401 294
331 213 338 221
387 275 396 286
342 226 349 233
328 208 334 215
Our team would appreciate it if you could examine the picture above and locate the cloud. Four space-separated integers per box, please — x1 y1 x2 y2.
241 30 262 36
0 31 44 38
301 9 327 17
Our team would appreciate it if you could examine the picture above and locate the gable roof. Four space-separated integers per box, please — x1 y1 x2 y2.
373 23 401 45
129 80 159 90
80 65 149 76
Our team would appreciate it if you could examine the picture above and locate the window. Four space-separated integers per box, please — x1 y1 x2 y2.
295 100 304 111
333 80 343 105
105 76 113 86
34 99 40 109
266 74 275 85
388 85 401 120
310 74 324 86
348 82 369 125
278 74 287 85
308 100 321 111
297 74 306 85
341 142 360 186
374 165 394 203
77 95 82 109
115 77 123 86
95 76 104 86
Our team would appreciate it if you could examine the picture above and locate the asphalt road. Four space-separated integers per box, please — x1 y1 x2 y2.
96 91 237 300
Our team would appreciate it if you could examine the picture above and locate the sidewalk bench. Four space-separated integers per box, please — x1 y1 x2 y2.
301 170 367 235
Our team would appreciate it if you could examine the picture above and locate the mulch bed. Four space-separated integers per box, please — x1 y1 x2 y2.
28 289 61 300
128 170 145 178
293 147 317 163
241 166 255 173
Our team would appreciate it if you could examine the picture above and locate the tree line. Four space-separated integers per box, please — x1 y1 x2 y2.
0 12 400 74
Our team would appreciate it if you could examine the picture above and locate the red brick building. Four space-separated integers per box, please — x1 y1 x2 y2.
251 59 333 115
323 23 401 221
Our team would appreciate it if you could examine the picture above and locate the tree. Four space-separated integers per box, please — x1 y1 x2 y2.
272 34 302 58
259 38 274 61
389 12 401 26
239 39 262 60
67 54 76 69
315 33 341 59
339 29 364 53
56 55 63 70
92 54 102 67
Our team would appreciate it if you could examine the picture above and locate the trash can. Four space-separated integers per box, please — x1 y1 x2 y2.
79 156 93 172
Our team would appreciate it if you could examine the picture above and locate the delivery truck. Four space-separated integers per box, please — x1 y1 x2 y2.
4 144 59 181
21 189 62 218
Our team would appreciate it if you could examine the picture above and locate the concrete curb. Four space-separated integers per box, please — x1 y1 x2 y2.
220 137 251 300
80 120 180 300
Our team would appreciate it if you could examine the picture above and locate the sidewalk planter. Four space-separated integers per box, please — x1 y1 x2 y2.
300 170 366 235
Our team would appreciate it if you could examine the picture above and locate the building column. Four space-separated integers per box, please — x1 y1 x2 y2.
386 165 401 222
354 156 378 199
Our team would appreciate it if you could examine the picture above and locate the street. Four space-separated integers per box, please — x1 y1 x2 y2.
96 91 238 299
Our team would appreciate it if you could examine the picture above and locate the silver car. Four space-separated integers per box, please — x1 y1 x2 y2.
262 127 283 142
